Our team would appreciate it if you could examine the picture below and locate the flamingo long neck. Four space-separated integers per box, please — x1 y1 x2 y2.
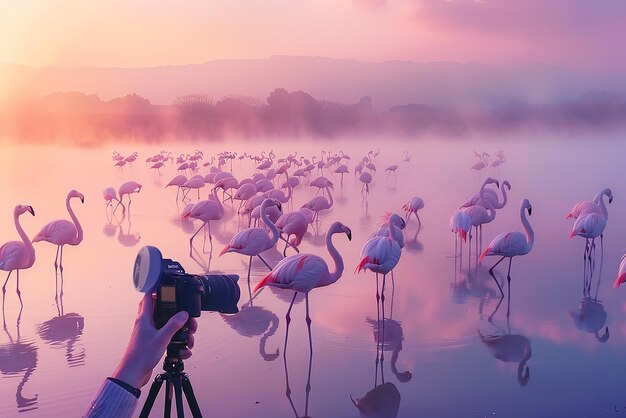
480 184 496 221
318 228 344 287
15 211 35 265
212 188 224 216
389 221 402 243
520 205 534 250
596 192 609 219
496 184 508 209
261 203 280 246
66 195 83 245
285 174 293 201
327 187 334 207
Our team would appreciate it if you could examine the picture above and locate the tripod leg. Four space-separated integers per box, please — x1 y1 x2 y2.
165 379 173 418
173 374 185 418
139 375 165 418
181 375 203 418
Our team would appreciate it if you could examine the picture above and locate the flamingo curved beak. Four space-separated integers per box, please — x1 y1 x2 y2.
28 206 35 216
346 229 352 241
528 205 532 216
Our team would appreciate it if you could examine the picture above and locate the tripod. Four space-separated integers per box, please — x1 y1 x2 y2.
139 344 202 418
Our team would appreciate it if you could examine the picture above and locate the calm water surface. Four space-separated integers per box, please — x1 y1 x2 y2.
0 137 625 418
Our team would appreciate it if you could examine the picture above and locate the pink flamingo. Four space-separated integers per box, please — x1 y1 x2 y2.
356 214 403 319
275 211 309 256
359 172 372 196
103 187 120 217
369 212 406 249
569 211 608 270
385 164 398 180
449 209 471 261
309 176 333 197
461 178 499 254
461 180 511 210
254 221 351 355
117 181 142 214
471 152 489 172
566 188 612 220
480 199 534 316
181 187 224 255
614 253 626 288
333 164 349 186
401 197 424 225
301 185 334 223
220 199 282 280
0 205 36 309
32 190 84 279
181 176 206 201
165 174 188 202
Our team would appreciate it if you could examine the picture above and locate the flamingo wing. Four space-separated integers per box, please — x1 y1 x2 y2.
222 228 271 256
33 220 77 245
481 231 528 259
0 241 29 270
255 254 328 293
570 212 607 239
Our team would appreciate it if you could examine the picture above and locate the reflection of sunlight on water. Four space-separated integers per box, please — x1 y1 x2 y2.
0 137 624 417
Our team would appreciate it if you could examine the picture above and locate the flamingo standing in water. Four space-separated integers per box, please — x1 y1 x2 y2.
480 199 534 316
181 187 224 255
103 187 121 217
302 186 334 223
220 199 282 280
117 181 142 214
565 188 613 220
275 211 308 256
461 180 511 210
359 172 372 196
254 221 352 355
461 178 499 254
32 190 84 276
165 175 188 202
356 214 403 321
1 205 36 310
401 197 424 225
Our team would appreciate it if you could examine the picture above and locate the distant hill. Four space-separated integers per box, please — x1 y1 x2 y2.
2 56 625 109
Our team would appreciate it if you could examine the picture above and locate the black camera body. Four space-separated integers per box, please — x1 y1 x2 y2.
133 246 240 343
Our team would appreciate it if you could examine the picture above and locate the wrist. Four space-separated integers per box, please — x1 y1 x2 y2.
112 357 146 389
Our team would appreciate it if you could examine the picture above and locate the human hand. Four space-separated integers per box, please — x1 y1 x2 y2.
112 293 198 389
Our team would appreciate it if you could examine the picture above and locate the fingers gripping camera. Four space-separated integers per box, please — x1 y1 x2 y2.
133 246 240 341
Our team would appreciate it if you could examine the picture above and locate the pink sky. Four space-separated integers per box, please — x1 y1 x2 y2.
1 0 625 72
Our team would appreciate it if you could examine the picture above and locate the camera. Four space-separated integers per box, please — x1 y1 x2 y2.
133 246 240 344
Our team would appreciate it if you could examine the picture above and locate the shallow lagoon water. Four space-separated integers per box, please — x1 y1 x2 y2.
0 137 625 418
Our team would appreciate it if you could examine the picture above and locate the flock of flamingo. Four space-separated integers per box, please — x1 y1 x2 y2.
1 146 624 335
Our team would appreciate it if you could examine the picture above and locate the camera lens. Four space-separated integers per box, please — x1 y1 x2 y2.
197 274 240 314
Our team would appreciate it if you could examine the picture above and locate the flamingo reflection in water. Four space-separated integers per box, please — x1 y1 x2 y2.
352 299 404 418
220 299 280 362
480 199 534 318
0 318 38 413
37 308 86 368
478 318 532 387
569 298 610 343
116 211 141 248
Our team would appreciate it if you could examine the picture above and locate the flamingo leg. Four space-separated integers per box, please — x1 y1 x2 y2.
379 274 387 364
284 292 297 358
16 270 22 307
506 258 513 319
59 246 65 297
2 270 13 314
305 294 313 357
189 222 206 256
375 273 380 324
489 256 506 297
246 256 253 283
